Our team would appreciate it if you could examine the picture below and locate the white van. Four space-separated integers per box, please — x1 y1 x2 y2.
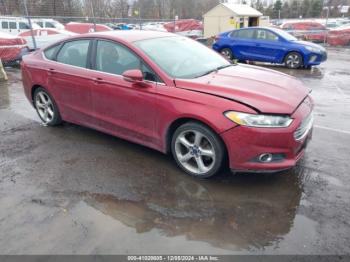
0 17 41 35
32 19 65 30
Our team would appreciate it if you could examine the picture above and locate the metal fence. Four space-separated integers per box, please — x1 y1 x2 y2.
0 0 349 71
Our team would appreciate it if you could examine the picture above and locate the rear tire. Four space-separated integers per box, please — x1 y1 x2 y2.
33 87 62 126
171 122 225 178
284 52 303 69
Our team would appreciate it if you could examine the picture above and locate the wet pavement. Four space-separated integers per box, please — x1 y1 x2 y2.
0 48 350 255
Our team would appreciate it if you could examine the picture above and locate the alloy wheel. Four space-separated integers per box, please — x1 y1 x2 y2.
174 130 216 175
35 91 55 123
286 54 301 68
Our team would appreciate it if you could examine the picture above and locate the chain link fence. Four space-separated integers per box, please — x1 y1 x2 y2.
0 0 349 73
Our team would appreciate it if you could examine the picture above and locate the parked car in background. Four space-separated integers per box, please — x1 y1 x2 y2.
142 22 167 32
0 31 29 65
106 23 131 30
19 28 75 49
65 22 113 34
0 16 41 35
163 19 203 38
32 19 65 30
327 25 350 46
21 31 313 178
280 21 327 42
213 27 327 69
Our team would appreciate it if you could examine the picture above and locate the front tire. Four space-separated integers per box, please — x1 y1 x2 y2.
171 122 225 178
284 52 303 69
33 87 62 126
220 48 233 60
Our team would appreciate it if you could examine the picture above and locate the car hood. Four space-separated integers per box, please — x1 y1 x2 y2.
175 64 310 114
294 40 326 51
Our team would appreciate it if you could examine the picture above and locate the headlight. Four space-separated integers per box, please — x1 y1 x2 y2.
225 111 293 128
305 46 321 53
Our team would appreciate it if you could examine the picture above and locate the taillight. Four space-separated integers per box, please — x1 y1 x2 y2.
214 35 220 42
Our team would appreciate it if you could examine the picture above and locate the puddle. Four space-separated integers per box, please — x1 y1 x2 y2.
72 169 305 252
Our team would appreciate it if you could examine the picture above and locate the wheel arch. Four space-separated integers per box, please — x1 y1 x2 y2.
165 117 228 158
31 84 43 106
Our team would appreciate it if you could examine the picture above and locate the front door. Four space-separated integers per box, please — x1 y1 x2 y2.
89 39 159 147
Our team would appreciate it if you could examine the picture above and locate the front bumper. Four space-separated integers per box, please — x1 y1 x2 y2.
221 96 313 173
304 50 327 66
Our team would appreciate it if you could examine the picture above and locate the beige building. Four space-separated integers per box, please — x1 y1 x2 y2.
203 3 263 37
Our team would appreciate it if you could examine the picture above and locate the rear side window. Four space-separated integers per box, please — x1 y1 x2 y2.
236 29 254 39
19 22 29 29
56 40 90 68
45 22 55 28
37 21 43 27
43 44 61 60
2 21 8 29
9 22 17 29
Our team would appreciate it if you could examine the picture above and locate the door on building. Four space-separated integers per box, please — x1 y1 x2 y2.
248 17 258 27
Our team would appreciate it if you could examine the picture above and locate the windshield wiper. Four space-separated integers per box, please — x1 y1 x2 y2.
196 64 234 78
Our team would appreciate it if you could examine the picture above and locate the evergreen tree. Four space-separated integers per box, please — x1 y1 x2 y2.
254 0 265 13
310 0 323 18
281 2 290 19
301 0 311 18
273 0 283 19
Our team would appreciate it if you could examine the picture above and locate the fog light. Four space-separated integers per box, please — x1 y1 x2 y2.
309 55 317 63
258 153 273 163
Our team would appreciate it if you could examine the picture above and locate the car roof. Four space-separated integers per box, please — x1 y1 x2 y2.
82 30 176 43
234 26 285 34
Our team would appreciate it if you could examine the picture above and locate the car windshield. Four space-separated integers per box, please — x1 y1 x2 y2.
135 36 230 79
273 28 298 41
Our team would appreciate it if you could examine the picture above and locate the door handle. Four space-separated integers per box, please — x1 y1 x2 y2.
47 68 56 75
93 77 105 84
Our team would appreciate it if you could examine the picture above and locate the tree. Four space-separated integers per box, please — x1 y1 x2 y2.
281 2 290 19
301 0 311 18
254 0 265 13
290 0 300 19
310 0 323 17
273 0 282 19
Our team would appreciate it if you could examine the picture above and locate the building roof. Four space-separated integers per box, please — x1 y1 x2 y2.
222 3 262 16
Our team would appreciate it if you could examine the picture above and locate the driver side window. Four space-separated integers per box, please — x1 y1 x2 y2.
95 40 140 76
255 30 279 41
95 40 161 83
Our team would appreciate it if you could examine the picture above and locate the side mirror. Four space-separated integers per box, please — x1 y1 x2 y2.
122 69 143 83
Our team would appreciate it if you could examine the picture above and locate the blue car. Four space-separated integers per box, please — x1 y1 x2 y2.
213 27 327 69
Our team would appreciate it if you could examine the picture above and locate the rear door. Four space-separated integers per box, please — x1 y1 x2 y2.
44 39 95 124
230 29 256 60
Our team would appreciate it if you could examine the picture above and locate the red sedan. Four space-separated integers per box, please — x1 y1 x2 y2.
21 31 313 178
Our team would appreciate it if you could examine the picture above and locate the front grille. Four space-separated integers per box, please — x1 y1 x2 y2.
294 112 313 141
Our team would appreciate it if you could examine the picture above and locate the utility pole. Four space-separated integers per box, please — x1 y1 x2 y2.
90 0 96 32
324 7 329 45
24 0 37 50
